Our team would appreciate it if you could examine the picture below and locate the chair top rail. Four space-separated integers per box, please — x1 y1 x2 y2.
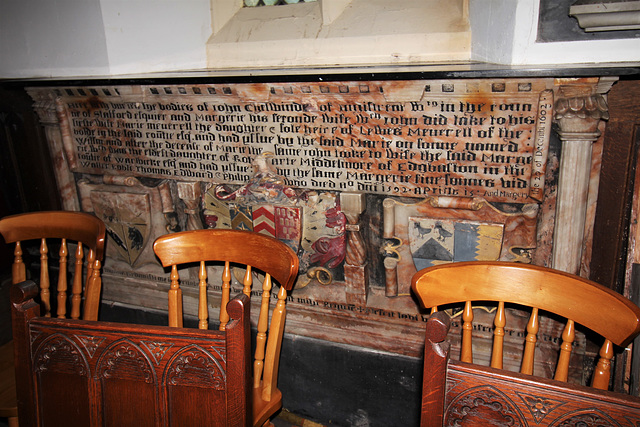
412 261 640 347
0 211 106 260
153 229 299 291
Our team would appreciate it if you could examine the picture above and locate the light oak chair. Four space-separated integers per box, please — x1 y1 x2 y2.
411 261 640 390
0 210 106 321
421 311 640 426
11 280 252 427
153 229 299 427
0 210 106 426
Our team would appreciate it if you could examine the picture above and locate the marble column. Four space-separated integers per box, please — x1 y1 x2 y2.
28 95 80 211
552 85 609 274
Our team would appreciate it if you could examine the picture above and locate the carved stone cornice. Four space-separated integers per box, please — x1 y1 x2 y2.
570 0 640 32
31 100 59 124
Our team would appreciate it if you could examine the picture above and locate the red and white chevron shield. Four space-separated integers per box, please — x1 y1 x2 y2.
252 205 276 237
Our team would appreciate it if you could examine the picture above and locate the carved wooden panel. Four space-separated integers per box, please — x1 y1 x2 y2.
592 79 640 292
443 362 640 426
26 317 241 426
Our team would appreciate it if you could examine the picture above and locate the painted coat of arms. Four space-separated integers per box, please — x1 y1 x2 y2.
90 191 151 266
202 153 345 278
409 217 504 270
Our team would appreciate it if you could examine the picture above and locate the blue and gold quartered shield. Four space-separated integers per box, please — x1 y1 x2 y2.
409 217 503 270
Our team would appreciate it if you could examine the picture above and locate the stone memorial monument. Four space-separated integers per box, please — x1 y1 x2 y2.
26 75 610 373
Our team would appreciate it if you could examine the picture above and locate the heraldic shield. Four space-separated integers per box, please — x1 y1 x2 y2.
204 186 346 276
225 202 302 254
91 191 151 266
408 217 504 270
202 185 303 254
202 153 343 270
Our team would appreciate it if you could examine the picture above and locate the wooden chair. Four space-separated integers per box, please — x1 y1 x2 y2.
421 311 640 426
0 210 106 321
153 229 299 427
0 210 106 426
11 280 252 427
411 261 640 390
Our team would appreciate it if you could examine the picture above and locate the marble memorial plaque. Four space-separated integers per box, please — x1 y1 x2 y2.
54 80 553 203
27 76 599 380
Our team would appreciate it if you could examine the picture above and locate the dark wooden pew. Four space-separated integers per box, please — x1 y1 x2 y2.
11 280 252 427
421 311 640 426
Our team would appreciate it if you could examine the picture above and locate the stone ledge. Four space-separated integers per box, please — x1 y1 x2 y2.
206 0 471 69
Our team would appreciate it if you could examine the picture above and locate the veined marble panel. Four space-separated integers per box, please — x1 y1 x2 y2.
25 77 608 384
36 79 553 204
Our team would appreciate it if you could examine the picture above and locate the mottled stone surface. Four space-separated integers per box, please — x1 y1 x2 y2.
26 76 605 381
35 80 553 203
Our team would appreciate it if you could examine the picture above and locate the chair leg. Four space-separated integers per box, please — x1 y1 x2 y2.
8 416 18 427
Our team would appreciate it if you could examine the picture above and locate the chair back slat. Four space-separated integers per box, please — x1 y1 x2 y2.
153 229 297 290
70 243 84 320
12 241 25 284
39 238 51 317
521 306 539 375
0 212 105 259
243 266 253 296
554 319 576 382
82 257 103 321
198 260 208 329
153 229 299 426
461 300 473 364
593 339 614 389
168 264 183 328
261 285 288 403
254 273 272 390
220 261 231 330
412 261 640 391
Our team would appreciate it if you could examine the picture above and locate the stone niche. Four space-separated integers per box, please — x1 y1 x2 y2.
27 76 609 379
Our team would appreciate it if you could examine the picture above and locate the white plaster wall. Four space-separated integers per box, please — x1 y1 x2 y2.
99 0 211 76
469 0 517 64
0 0 110 79
469 0 640 66
0 0 639 79
0 0 211 79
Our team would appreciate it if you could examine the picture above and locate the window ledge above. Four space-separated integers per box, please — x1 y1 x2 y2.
570 0 640 32
206 0 471 70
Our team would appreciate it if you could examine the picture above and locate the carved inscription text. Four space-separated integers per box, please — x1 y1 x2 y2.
56 80 553 203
